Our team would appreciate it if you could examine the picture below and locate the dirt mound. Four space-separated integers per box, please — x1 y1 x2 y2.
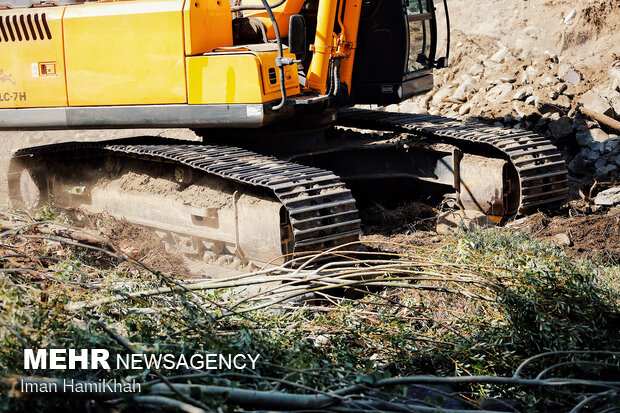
516 206 620 263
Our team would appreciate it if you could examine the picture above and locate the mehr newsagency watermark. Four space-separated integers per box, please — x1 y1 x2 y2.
20 348 260 394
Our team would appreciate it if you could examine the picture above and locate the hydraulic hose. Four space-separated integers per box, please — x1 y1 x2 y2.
231 0 285 12
259 0 287 110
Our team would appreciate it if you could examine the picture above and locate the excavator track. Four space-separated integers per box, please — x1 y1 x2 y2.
336 109 569 215
10 142 361 264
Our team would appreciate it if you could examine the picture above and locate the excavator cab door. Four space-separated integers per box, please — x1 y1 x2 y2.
350 0 448 104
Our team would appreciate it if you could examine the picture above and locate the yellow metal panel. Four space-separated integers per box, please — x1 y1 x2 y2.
187 54 263 104
0 7 68 108
186 51 300 104
63 0 187 106
254 50 299 97
183 0 233 55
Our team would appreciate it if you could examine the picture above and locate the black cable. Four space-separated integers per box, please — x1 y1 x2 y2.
231 0 285 12
259 0 287 110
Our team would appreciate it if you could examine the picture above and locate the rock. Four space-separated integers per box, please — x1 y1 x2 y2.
575 131 590 147
588 140 605 154
590 128 610 143
608 92 620 117
490 47 509 64
540 76 557 87
452 79 476 102
513 86 533 101
552 233 572 246
579 90 615 117
398 100 421 113
436 210 494 235
500 76 516 83
512 101 536 118
384 104 400 113
568 153 586 174
558 64 581 85
486 84 513 104
549 117 573 139
594 187 620 206
459 101 474 116
595 165 617 179
525 95 536 105
521 66 537 84
556 83 568 94
555 95 572 111
431 87 452 106
563 9 576 24
605 137 620 153
469 63 484 77
611 68 620 92
594 158 607 170
549 90 559 100
581 148 597 162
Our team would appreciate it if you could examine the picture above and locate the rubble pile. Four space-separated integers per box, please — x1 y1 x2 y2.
387 45 620 182
383 1 620 185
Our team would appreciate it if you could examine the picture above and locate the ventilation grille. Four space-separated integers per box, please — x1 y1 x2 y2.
0 12 52 42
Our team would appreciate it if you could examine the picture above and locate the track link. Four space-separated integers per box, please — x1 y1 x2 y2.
14 142 361 259
336 109 569 214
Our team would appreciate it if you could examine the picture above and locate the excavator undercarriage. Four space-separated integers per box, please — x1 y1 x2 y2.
8 109 568 267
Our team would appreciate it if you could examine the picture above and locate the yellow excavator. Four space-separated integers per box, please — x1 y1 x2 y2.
0 0 568 268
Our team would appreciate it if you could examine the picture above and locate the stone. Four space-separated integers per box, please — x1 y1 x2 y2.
521 66 537 84
594 187 620 206
608 92 620 118
549 116 573 139
431 87 453 106
556 83 568 94
525 95 536 105
436 210 495 235
500 76 516 83
595 165 617 179
568 153 586 174
469 63 484 77
581 148 597 162
590 128 610 143
575 131 589 147
605 137 620 153
552 233 572 246
555 95 572 111
549 90 559 100
486 84 514 104
579 90 615 117
398 101 421 113
540 76 557 87
453 79 476 102
513 86 533 101
588 140 605 153
384 104 400 113
558 64 581 85
459 101 474 116
594 158 607 170
490 47 509 64
609 67 620 89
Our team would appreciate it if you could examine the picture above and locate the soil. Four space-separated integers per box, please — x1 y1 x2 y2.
514 205 620 264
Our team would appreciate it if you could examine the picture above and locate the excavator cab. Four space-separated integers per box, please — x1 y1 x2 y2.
351 0 446 104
